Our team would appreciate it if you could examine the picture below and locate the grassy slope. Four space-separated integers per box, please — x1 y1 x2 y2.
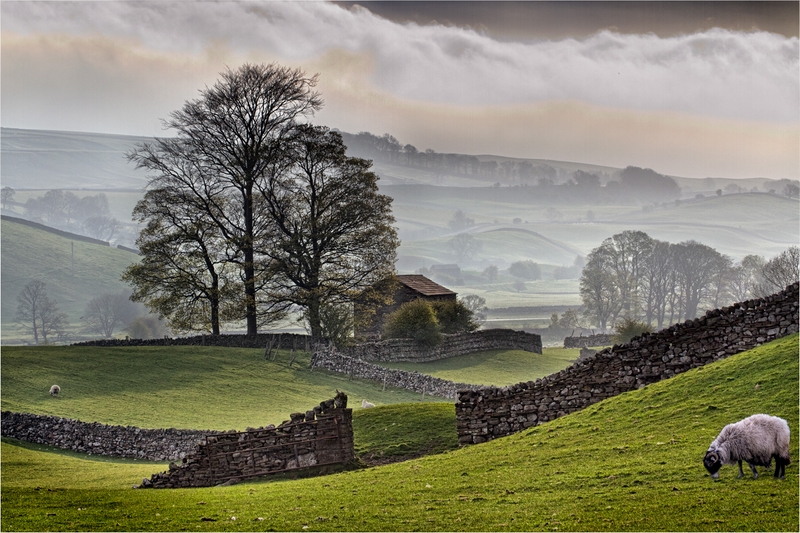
379 347 579 387
1 219 139 338
2 334 796 531
399 228 582 267
0 346 449 430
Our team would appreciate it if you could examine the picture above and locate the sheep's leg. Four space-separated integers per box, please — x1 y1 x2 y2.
747 462 758 479
774 458 786 479
737 460 744 478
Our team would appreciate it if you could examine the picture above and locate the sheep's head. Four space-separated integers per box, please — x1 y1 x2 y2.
703 450 722 479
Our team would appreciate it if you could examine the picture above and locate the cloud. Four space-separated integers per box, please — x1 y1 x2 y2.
1 1 797 178
3 1 797 123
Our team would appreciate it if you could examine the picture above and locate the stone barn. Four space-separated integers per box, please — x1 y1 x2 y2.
355 274 457 339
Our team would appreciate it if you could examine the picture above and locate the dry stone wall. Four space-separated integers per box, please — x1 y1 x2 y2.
1 411 216 461
143 396 354 488
310 347 479 399
456 283 799 445
74 332 314 350
564 334 613 348
341 329 542 362
2 395 356 488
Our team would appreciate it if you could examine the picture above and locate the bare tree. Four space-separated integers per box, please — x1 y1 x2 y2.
641 240 676 329
671 240 726 320
449 233 481 263
482 265 498 282
258 125 398 342
460 294 487 325
83 292 139 338
448 210 474 231
755 246 799 296
16 280 68 344
129 63 323 336
1 187 15 209
82 216 120 241
123 185 247 335
580 246 622 331
727 254 765 302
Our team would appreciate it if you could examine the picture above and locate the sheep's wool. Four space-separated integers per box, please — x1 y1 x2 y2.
710 414 790 466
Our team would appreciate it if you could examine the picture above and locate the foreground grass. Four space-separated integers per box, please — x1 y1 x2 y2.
353 403 458 462
0 346 448 429
2 335 797 531
380 347 579 386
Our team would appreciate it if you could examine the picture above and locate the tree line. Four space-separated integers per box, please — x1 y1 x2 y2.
123 63 399 341
2 188 122 242
14 280 168 344
339 131 681 203
580 230 799 331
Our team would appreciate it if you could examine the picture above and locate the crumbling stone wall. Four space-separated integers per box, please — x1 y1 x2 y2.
564 334 613 348
2 395 356 488
341 329 542 362
142 396 354 488
310 347 479 398
456 283 799 445
1 411 216 461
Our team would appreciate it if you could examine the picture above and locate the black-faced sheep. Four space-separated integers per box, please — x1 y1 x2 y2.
49 385 61 396
703 414 791 480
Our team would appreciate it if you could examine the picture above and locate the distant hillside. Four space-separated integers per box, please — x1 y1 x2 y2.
1 128 149 190
1 218 139 342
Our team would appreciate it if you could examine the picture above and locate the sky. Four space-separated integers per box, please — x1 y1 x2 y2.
2 1 798 180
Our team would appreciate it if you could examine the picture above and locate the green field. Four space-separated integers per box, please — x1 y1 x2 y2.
379 348 579 387
0 346 453 430
1 218 140 342
2 335 797 531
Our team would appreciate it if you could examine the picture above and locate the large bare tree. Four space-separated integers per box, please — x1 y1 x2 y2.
122 184 251 335
258 125 398 342
129 63 322 336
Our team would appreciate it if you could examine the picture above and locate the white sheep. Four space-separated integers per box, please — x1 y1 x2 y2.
361 399 375 409
49 385 61 396
703 414 791 480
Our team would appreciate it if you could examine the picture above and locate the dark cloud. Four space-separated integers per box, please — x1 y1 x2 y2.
335 1 799 40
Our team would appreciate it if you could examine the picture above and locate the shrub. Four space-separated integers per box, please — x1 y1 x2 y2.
383 299 442 347
431 300 478 334
508 260 541 280
127 315 170 340
613 317 653 344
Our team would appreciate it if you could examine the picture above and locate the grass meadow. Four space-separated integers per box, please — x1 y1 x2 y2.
378 348 580 387
0 346 452 430
2 335 797 531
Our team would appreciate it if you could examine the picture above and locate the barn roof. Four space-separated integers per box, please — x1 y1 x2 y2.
397 274 457 297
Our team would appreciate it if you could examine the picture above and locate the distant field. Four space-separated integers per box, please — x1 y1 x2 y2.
2 335 796 531
378 347 580 387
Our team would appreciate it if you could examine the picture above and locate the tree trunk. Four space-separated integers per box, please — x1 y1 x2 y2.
244 182 258 336
307 297 322 344
210 294 220 336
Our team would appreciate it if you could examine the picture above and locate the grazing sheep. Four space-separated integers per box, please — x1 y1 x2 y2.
703 414 791 480
361 399 375 409
49 385 60 397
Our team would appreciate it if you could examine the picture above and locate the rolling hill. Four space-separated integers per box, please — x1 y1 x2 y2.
1 217 139 342
1 128 149 190
1 334 796 531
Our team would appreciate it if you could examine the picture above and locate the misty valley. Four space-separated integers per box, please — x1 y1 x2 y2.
1 127 798 345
